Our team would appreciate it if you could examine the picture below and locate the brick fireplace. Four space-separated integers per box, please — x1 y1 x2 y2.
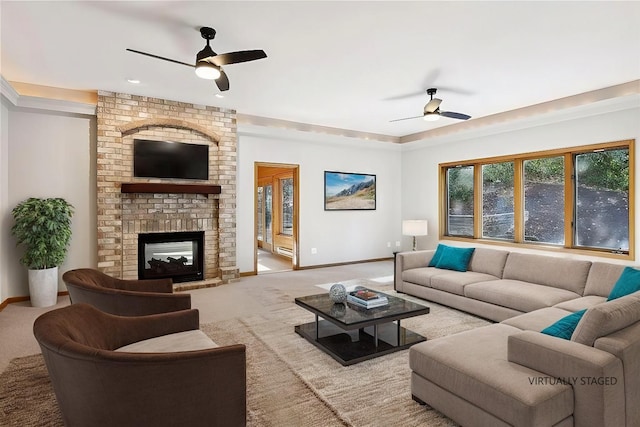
96 91 238 287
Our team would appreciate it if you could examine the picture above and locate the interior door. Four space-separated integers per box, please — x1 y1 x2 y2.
255 162 300 273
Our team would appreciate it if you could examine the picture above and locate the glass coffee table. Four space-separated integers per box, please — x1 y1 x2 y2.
294 290 430 365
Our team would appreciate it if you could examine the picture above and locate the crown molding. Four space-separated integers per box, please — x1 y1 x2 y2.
1 76 19 105
237 113 400 144
0 77 96 115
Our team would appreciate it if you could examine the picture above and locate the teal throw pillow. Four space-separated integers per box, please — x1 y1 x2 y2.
541 309 587 340
428 244 447 267
435 246 475 272
608 266 640 301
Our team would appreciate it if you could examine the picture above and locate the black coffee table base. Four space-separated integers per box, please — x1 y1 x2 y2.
294 319 426 366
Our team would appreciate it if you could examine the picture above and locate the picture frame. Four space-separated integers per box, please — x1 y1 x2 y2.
324 171 376 211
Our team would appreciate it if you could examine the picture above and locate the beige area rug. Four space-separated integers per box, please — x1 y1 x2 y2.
0 289 490 426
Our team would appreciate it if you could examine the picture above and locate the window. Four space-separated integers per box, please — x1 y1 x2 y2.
524 156 565 244
439 140 634 258
280 178 293 236
257 184 273 245
446 166 474 237
482 162 514 240
574 148 629 252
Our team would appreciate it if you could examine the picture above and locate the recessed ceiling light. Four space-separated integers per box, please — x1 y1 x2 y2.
127 79 141 84
215 94 224 99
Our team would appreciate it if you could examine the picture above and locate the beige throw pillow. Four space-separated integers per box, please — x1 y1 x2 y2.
571 291 640 346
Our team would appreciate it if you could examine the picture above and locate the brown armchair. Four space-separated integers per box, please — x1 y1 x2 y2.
63 268 191 316
33 303 247 427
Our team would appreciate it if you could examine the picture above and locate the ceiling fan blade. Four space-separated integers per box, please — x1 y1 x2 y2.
215 69 230 92
389 115 424 123
126 48 194 68
382 90 426 101
208 50 267 66
424 98 442 114
440 111 471 120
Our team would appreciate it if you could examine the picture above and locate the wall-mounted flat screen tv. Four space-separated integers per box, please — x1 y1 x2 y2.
134 139 209 180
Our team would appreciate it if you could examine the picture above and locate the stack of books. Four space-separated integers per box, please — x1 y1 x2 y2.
347 289 389 309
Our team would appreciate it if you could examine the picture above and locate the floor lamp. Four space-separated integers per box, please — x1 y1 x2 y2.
402 220 428 251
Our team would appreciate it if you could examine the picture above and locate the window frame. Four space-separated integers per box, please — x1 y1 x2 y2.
438 139 635 260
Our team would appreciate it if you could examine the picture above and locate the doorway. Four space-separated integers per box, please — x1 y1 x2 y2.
255 162 299 274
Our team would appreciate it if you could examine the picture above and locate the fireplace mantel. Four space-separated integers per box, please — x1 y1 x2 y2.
121 183 222 195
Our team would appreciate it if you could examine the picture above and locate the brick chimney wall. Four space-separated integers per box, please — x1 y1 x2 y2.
96 91 238 285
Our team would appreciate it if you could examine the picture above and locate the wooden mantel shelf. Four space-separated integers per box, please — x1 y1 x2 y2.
120 183 221 195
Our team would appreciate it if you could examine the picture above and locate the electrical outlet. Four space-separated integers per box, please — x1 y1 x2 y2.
387 242 391 247
395 241 401 247
311 248 317 254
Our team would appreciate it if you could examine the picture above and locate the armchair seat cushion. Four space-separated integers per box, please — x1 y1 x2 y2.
116 330 218 353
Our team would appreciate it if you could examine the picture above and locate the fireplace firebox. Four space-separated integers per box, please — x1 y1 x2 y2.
138 231 204 283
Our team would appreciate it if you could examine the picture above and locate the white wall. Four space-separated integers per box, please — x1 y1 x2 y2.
4 106 96 298
401 99 640 262
237 127 402 273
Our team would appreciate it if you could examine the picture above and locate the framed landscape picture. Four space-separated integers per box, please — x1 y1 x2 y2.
324 171 376 211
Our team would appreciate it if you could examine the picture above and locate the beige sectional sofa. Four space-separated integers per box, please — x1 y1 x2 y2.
395 247 640 427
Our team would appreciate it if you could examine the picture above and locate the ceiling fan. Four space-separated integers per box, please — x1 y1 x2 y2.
390 88 471 122
126 26 267 92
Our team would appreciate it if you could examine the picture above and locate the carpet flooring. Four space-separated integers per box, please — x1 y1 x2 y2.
0 288 490 426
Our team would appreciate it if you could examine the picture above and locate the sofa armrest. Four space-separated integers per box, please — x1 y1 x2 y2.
395 250 434 292
508 331 625 427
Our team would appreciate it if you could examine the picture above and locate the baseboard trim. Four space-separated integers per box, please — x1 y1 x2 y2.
0 291 69 312
296 257 393 271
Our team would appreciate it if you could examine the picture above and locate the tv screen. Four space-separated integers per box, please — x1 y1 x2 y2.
134 139 209 180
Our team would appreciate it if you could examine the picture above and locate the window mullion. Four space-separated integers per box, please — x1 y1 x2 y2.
513 160 524 243
473 164 482 238
564 153 575 249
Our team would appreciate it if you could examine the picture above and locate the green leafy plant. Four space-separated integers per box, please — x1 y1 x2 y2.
11 197 74 269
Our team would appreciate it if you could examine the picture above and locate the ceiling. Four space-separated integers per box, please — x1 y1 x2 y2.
2 1 639 139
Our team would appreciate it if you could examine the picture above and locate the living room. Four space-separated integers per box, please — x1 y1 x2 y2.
1 1 640 426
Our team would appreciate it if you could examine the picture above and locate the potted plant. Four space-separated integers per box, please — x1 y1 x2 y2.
11 197 74 307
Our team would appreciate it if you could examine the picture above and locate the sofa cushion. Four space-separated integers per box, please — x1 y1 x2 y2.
572 291 640 346
467 247 510 278
607 266 640 300
583 262 625 297
430 272 498 296
553 295 607 312
502 253 591 295
410 324 574 427
464 280 581 313
435 246 475 272
502 307 574 332
402 267 449 287
115 330 218 353
541 309 587 340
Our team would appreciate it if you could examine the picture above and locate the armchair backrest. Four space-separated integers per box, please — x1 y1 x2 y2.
63 268 191 316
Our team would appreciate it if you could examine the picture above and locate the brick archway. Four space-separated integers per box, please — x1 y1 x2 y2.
118 118 220 144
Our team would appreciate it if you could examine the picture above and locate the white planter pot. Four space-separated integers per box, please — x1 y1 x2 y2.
28 267 59 307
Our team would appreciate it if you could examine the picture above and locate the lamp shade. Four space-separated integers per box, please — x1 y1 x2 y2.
402 220 428 236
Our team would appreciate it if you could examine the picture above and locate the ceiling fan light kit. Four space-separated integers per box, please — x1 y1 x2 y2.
423 113 440 122
195 61 221 80
126 26 267 92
